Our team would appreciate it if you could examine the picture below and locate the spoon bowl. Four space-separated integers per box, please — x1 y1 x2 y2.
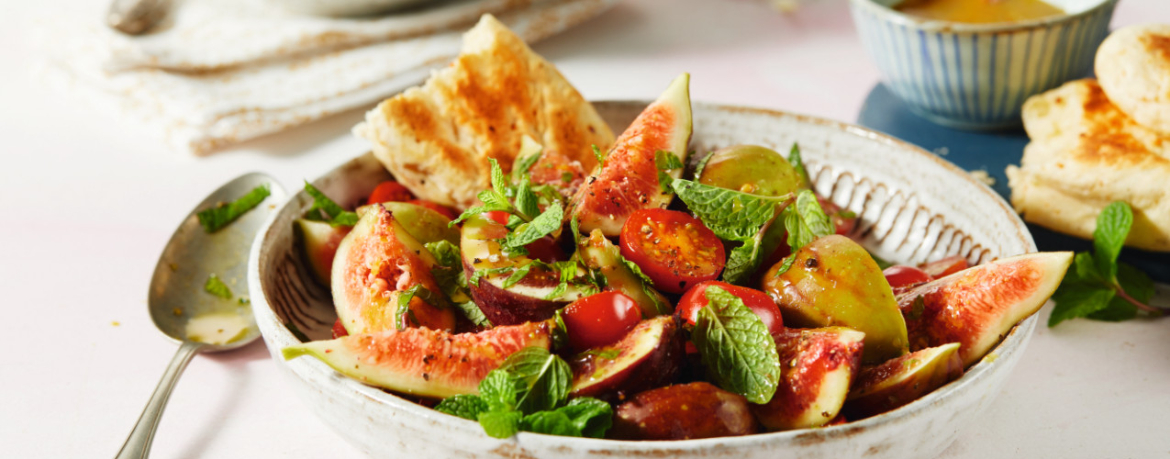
117 172 285 459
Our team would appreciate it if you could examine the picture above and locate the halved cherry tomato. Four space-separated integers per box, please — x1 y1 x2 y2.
920 256 969 279
882 265 933 289
331 318 349 339
818 196 857 237
367 181 414 205
619 209 725 293
408 199 458 220
562 291 642 352
484 211 511 225
676 281 783 336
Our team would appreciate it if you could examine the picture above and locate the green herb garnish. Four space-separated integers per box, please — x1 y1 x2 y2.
303 182 359 227
197 184 271 233
691 287 781 404
394 284 448 330
788 143 811 189
655 150 684 193
670 178 792 241
592 145 606 169
204 274 233 299
1048 201 1162 326
424 240 492 327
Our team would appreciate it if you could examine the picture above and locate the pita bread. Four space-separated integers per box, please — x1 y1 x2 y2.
354 15 614 209
1006 79 1170 252
1096 24 1170 136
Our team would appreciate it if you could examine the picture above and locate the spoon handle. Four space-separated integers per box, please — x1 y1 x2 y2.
115 340 206 459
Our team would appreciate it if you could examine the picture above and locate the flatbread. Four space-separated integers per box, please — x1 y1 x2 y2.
1006 79 1170 252
1096 24 1170 136
354 14 614 209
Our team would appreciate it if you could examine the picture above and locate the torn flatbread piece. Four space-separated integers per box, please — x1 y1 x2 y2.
1006 79 1170 252
354 14 614 210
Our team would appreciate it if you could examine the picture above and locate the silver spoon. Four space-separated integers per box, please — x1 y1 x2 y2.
115 173 286 459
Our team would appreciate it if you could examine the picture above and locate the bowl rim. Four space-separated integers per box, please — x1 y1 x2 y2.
249 100 1040 451
848 0 1118 34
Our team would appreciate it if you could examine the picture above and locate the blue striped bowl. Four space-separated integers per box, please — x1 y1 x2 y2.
849 0 1117 130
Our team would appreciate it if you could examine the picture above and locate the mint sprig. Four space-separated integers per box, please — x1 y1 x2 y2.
788 143 811 189
670 178 792 241
394 284 449 330
655 150 684 193
424 240 492 327
783 189 834 252
691 287 781 404
1048 201 1163 326
303 182 359 227
434 347 613 439
197 184 271 233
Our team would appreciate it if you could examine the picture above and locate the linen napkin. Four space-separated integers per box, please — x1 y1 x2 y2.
42 0 616 155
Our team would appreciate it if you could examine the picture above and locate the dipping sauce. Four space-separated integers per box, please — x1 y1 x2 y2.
895 0 1065 24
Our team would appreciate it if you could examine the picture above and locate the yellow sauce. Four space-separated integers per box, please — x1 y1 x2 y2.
895 0 1065 24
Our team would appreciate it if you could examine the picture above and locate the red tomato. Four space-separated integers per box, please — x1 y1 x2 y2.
676 281 783 336
562 291 642 352
883 265 933 289
818 196 857 237
920 256 969 279
484 211 511 225
331 318 348 339
619 209 726 293
367 181 414 205
408 199 458 220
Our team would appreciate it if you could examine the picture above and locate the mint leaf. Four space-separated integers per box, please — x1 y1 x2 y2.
521 411 579 436
478 410 522 439
204 274 232 299
394 285 447 330
504 202 563 250
468 266 511 288
1048 282 1115 327
771 254 797 277
489 158 509 197
656 150 684 193
514 179 541 220
1092 201 1132 282
435 394 488 421
1117 262 1156 303
513 135 544 183
692 287 781 403
592 145 606 169
783 189 834 251
303 182 359 227
788 143 811 189
502 264 533 289
498 347 572 413
723 238 763 285
693 151 715 179
198 184 271 233
557 398 613 438
671 178 792 241
478 370 523 412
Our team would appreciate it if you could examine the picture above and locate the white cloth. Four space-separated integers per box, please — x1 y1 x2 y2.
41 0 615 155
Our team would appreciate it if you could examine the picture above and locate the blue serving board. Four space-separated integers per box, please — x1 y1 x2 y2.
857 83 1169 283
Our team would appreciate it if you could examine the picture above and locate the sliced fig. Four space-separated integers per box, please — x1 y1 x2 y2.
750 327 864 431
843 342 963 420
897 252 1073 366
355 201 460 246
697 145 802 197
295 219 350 285
461 214 589 326
332 206 455 334
578 229 671 318
282 320 552 399
572 73 693 236
761 235 908 364
611 382 758 440
569 316 683 399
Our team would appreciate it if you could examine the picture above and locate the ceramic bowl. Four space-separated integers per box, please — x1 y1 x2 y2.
849 0 1117 130
249 101 1038 458
275 0 436 17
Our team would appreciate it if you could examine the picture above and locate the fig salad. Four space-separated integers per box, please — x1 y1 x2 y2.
282 75 1073 441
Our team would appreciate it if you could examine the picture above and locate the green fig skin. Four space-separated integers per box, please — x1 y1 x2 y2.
842 342 963 420
697 145 803 197
761 235 909 364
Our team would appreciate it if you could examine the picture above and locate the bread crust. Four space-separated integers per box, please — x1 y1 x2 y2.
1096 24 1170 136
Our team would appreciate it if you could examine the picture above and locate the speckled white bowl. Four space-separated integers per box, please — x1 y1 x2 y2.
249 101 1038 459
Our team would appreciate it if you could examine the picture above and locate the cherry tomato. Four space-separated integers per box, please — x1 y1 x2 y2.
620 209 726 293
883 265 933 289
331 318 349 339
484 211 511 225
367 181 414 205
408 199 458 220
562 291 642 352
818 196 857 237
676 281 783 336
920 256 969 279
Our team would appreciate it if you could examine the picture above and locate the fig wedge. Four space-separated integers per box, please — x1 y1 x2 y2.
282 320 551 399
572 73 693 236
356 201 460 246
461 214 590 325
577 229 671 318
762 235 908 364
295 219 350 285
611 382 758 440
332 206 455 334
897 251 1073 366
750 327 864 431
843 342 963 420
568 316 683 399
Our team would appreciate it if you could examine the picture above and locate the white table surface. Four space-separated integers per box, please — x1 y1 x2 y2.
3 0 1168 457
